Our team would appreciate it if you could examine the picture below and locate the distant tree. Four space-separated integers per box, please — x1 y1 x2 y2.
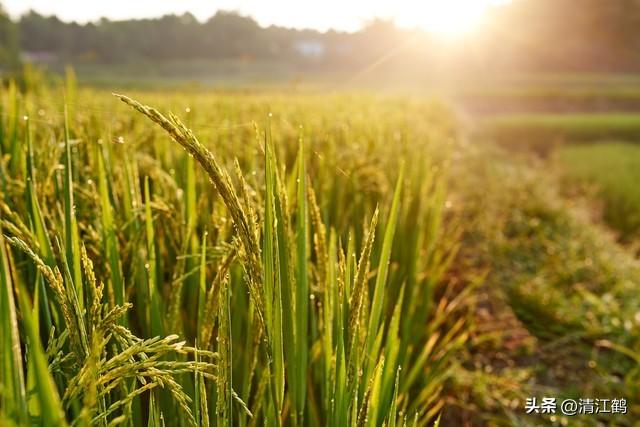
0 4 20 70
484 0 640 72
10 1 640 73
202 12 266 58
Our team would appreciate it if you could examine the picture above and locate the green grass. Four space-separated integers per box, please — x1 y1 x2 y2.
558 142 640 241
452 72 640 115
457 72 640 100
448 145 640 423
459 86 640 116
480 113 640 151
42 59 308 89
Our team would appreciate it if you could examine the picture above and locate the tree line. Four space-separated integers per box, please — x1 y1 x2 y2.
2 0 640 74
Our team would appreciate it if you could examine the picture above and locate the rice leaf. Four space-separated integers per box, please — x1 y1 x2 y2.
0 225 28 424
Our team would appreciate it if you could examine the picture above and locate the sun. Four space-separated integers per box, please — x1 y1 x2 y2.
401 0 504 36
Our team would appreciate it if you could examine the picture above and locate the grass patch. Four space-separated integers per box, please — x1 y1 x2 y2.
558 142 640 241
454 73 640 114
480 113 640 152
447 146 640 423
460 87 640 114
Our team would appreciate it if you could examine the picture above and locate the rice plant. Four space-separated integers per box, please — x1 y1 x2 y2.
0 77 472 426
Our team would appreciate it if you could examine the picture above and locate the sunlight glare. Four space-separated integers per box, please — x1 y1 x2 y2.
405 0 502 36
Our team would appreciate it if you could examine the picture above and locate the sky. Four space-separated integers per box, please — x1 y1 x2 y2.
2 0 511 33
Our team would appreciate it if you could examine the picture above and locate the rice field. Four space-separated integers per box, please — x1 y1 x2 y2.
0 75 471 426
1 74 639 426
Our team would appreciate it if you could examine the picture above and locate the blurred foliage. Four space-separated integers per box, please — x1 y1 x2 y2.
0 4 20 72
478 114 640 153
558 143 640 242
445 144 640 424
